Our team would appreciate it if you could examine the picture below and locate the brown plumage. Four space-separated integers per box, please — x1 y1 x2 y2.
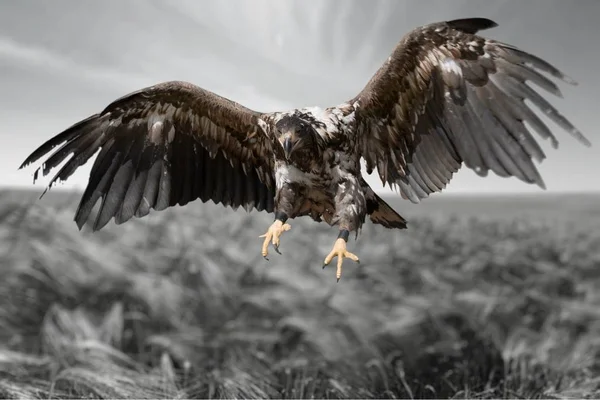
19 18 590 280
352 18 590 202
20 82 278 231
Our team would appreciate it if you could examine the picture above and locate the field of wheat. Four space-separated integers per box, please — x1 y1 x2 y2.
0 189 599 399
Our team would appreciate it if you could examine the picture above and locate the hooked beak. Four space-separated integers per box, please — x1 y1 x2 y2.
283 137 294 159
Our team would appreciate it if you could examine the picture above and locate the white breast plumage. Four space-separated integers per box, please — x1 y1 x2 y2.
275 163 311 190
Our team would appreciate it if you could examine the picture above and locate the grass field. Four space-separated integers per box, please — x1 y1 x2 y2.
0 188 599 399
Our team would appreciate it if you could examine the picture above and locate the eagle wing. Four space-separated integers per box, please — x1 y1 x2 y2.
20 81 279 230
351 18 591 203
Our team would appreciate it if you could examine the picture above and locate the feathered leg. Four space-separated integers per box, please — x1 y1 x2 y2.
322 175 365 281
260 180 303 259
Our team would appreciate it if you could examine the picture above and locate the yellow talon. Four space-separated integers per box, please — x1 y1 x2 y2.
259 220 291 259
323 238 360 281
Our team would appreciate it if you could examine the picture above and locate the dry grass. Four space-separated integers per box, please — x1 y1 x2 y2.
0 189 599 399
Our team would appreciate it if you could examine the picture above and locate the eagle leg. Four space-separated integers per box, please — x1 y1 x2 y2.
259 212 291 260
322 229 360 282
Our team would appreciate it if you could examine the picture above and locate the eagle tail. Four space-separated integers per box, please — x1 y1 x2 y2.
368 193 407 230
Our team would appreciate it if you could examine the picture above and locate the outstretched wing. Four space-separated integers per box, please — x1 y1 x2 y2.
20 81 279 230
351 18 591 203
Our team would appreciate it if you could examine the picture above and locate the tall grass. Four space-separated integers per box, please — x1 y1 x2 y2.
0 191 598 399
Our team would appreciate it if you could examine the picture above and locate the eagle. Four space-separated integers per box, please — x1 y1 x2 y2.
20 18 591 281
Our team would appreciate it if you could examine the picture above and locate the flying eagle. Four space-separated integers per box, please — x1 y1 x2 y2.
20 18 591 281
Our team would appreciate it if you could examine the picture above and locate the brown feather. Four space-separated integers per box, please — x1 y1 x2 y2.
19 81 278 230
351 18 590 201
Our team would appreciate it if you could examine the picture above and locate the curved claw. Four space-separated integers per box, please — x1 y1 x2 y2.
259 220 291 259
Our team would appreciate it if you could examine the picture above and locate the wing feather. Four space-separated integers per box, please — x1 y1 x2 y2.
115 132 148 224
462 87 509 177
351 18 590 202
20 81 278 230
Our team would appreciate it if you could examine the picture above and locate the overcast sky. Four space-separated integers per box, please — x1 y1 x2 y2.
2 0 598 195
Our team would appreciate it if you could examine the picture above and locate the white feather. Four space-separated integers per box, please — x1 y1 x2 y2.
275 163 311 190
440 58 462 77
256 118 269 134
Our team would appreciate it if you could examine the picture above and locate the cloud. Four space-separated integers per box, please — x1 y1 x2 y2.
0 36 151 89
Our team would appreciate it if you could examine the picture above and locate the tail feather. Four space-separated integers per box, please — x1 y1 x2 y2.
368 192 407 229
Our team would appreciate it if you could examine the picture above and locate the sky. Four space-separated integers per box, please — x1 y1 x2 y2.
1 0 598 196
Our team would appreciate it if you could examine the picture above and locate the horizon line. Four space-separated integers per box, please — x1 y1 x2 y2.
2 185 599 198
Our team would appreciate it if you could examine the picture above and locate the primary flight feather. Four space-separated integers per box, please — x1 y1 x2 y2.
20 18 591 280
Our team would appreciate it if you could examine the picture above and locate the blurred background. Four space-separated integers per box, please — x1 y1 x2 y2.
1 0 600 398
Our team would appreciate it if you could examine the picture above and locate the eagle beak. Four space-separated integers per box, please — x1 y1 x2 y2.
283 137 294 159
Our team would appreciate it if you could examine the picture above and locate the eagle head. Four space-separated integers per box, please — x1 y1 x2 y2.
275 115 318 161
